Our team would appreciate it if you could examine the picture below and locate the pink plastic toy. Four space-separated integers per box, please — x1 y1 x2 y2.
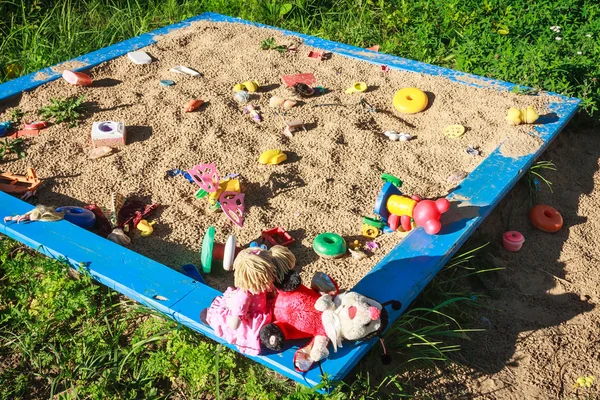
412 199 451 235
373 178 449 235
62 70 92 86
188 163 219 193
503 231 524 252
220 191 245 227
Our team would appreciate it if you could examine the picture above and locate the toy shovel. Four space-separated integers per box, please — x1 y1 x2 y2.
219 191 245 227
188 163 219 193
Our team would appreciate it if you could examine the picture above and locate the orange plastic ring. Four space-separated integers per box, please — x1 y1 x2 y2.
530 205 563 233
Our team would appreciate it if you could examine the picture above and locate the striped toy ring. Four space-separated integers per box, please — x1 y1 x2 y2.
530 205 563 233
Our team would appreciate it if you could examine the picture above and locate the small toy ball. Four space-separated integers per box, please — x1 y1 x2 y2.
160 79 175 87
503 231 525 252
258 149 287 165
55 206 96 229
530 204 563 232
443 124 466 138
313 233 347 258
393 87 428 114
506 106 539 125
234 90 250 104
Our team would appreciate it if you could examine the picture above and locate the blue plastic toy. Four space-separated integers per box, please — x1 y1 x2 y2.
55 206 96 229
181 264 206 283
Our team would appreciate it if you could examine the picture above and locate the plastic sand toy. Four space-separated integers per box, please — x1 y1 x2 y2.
313 232 347 258
62 70 92 86
530 204 563 232
127 51 152 64
184 99 205 112
259 149 287 165
0 168 41 195
137 219 156 236
503 231 525 251
506 106 539 125
393 87 428 114
200 226 242 273
56 206 96 229
344 82 368 94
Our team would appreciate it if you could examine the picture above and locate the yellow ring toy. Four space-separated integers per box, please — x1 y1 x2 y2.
393 88 428 114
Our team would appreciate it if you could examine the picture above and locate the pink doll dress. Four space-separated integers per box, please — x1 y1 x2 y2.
206 287 272 355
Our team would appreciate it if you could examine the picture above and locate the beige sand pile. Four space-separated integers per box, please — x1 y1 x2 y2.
0 21 557 290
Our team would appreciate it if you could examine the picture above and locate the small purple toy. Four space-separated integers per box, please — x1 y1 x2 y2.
243 104 261 122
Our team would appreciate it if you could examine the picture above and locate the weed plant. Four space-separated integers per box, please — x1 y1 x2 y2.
527 160 557 206
0 137 26 160
37 95 86 127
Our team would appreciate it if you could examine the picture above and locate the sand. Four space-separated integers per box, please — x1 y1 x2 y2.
0 21 556 291
389 126 600 399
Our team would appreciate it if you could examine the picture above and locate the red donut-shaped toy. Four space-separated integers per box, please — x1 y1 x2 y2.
530 205 563 233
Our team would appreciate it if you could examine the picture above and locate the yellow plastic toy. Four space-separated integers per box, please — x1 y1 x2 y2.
506 106 539 125
345 82 368 94
209 178 241 202
259 149 287 165
137 220 156 237
361 224 379 239
443 124 466 138
233 80 260 93
393 87 428 114
387 195 418 217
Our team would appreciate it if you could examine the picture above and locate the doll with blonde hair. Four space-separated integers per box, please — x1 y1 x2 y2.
202 245 296 355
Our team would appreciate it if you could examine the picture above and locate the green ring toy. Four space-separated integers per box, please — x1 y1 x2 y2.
313 233 347 259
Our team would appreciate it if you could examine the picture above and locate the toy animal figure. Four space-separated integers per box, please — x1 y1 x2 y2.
201 245 298 355
259 272 400 371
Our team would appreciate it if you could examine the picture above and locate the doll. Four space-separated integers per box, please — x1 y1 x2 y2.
202 245 296 355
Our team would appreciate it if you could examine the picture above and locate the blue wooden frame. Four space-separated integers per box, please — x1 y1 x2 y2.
0 12 580 390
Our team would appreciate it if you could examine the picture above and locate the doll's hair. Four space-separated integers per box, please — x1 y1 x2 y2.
269 245 296 282
233 246 296 294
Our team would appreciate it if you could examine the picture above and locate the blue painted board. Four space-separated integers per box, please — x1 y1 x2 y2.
0 12 580 391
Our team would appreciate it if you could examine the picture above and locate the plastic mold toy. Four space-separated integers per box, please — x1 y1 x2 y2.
369 175 450 235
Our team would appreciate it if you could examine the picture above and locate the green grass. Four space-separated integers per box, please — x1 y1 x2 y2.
0 0 595 398
1 0 599 117
0 235 493 399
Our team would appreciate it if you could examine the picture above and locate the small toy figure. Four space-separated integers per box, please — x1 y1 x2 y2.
201 246 298 355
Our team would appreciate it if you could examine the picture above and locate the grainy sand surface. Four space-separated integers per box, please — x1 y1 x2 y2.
0 21 555 291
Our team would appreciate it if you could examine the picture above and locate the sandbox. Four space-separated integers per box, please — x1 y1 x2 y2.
0 13 580 390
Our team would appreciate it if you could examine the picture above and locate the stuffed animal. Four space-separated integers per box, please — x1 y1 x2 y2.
201 245 298 355
259 272 400 371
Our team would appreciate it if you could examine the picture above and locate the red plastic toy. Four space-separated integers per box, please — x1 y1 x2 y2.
262 227 295 247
